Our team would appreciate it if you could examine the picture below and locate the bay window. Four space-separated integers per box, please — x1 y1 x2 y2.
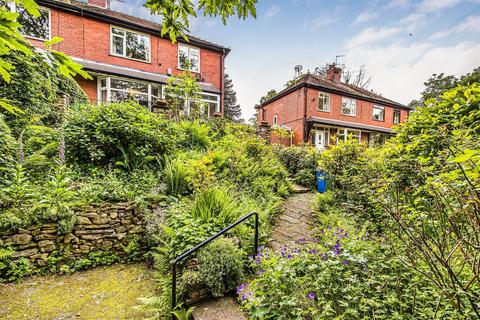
178 45 200 73
98 76 160 109
337 128 361 143
318 92 330 112
341 97 356 116
372 105 385 121
111 26 150 62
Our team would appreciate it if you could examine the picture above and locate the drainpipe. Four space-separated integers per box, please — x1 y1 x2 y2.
303 86 308 143
219 49 225 115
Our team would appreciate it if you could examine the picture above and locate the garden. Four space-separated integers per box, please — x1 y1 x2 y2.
0 15 479 319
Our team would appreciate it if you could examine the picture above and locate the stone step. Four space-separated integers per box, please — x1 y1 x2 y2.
192 296 246 320
291 184 312 194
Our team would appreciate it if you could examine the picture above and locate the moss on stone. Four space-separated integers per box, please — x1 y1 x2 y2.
0 263 157 319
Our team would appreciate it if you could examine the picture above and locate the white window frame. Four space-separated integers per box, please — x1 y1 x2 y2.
110 25 151 63
6 3 51 41
372 105 385 121
97 75 161 110
341 97 356 116
162 90 220 117
178 44 201 73
273 115 278 126
393 109 401 124
337 128 361 143
318 92 330 112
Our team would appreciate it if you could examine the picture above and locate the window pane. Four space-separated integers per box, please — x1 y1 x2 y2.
17 6 49 39
393 110 400 123
189 48 200 72
100 89 107 103
111 79 148 93
112 27 124 36
126 31 149 61
112 35 124 55
373 105 385 121
179 46 189 70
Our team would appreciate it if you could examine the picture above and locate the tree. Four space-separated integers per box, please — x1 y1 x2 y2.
145 0 257 42
223 73 241 121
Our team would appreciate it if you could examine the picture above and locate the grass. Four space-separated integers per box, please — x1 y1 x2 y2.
0 263 157 320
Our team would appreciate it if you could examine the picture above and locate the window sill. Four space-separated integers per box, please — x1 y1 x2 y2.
109 53 151 64
341 113 356 117
25 35 50 42
372 118 385 122
177 67 200 74
317 109 330 112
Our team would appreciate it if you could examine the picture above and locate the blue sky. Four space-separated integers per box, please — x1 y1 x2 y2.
111 0 480 120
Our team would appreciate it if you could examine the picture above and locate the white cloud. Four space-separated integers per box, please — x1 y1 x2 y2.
430 15 480 39
419 0 461 12
345 41 480 104
354 8 379 24
310 15 338 30
345 26 403 49
264 4 281 19
386 0 410 8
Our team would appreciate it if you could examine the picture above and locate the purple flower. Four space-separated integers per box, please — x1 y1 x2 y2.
333 241 342 255
258 269 264 275
342 260 350 265
311 237 319 243
237 283 245 294
307 291 316 300
297 238 306 245
287 254 293 259
320 229 324 234
258 245 265 252
241 294 247 301
308 249 318 254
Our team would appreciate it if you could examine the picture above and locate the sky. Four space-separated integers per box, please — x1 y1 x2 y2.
111 0 480 120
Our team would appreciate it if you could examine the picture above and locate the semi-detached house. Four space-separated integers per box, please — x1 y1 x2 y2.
257 65 413 149
8 0 230 116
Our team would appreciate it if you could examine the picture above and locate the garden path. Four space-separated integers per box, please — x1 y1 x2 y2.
269 190 317 249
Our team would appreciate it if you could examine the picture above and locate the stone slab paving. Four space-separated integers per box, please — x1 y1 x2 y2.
270 192 317 250
192 296 247 320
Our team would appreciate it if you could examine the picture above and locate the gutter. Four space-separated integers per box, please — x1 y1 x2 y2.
303 87 308 143
37 0 230 55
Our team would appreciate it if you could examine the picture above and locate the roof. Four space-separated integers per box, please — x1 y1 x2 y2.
307 116 394 133
72 57 221 94
37 0 230 55
260 73 410 110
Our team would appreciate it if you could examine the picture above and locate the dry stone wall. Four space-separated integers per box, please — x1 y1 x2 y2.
0 203 147 268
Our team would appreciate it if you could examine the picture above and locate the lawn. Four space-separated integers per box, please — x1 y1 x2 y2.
0 263 157 320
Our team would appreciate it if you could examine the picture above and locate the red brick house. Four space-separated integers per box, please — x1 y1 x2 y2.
11 0 230 116
257 66 412 149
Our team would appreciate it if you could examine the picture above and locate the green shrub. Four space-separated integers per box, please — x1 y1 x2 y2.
274 145 321 188
197 238 245 297
240 223 461 319
0 50 87 133
190 188 242 226
164 157 189 197
178 120 211 150
0 116 17 183
64 102 178 171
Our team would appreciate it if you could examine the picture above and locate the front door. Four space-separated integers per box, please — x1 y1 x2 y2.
315 130 325 150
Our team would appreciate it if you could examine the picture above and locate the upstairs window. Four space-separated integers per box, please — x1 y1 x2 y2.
273 115 278 126
372 105 385 121
341 97 356 116
318 92 330 112
111 26 150 62
1 1 50 40
178 45 200 73
393 109 401 124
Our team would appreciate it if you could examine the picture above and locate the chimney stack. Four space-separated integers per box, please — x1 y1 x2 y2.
326 64 342 82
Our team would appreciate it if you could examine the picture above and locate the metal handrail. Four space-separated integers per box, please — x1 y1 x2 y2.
171 212 259 316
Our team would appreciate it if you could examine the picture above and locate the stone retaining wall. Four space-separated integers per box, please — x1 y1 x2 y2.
0 203 147 268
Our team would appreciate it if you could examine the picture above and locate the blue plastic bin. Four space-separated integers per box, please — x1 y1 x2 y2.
316 170 328 193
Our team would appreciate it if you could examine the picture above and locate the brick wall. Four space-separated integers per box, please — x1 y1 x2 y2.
259 88 306 145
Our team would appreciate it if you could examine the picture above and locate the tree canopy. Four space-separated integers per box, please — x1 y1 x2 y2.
223 73 241 121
